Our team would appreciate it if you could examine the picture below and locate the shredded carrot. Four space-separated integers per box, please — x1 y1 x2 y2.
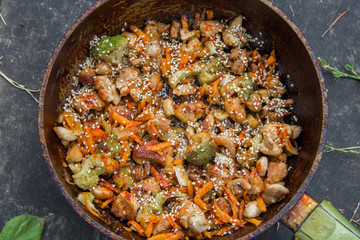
245 217 262 226
178 51 191 69
128 220 145 236
83 125 96 154
199 83 207 98
125 98 136 110
223 186 239 206
145 215 159 238
187 182 194 199
206 10 214 20
90 128 107 141
138 98 146 113
180 16 189 29
79 148 89 155
223 186 240 218
129 25 149 42
210 225 236 236
208 78 220 107
101 196 115 209
256 196 267 212
196 181 214 197
130 134 143 145
190 52 197 62
212 199 243 227
82 192 100 218
120 140 130 166
146 142 172 152
249 72 256 79
172 159 183 166
243 190 249 203
268 63 276 74
264 55 276 66
203 230 212 238
194 196 209 211
166 215 180 229
100 180 121 194
161 48 171 75
238 199 245 221
124 226 132 232
270 49 276 57
64 115 74 130
112 112 141 127
148 233 180 240
151 167 171 190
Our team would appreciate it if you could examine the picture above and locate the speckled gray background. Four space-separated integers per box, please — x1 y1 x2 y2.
0 0 359 239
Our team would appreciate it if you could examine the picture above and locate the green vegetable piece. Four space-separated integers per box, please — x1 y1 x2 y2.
72 153 118 190
91 35 128 65
97 133 122 158
77 192 99 214
198 58 223 85
113 166 135 191
169 61 206 88
0 214 45 240
237 75 255 100
186 132 217 166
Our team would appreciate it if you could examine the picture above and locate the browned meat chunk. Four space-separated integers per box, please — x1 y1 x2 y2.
267 162 287 183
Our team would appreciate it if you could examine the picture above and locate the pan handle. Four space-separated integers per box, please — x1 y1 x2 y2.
281 193 360 239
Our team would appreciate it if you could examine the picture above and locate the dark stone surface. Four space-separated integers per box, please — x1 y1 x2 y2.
0 0 359 239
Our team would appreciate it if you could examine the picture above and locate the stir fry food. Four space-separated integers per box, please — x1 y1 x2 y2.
54 10 302 239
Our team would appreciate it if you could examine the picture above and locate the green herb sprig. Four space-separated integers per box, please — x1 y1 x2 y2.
318 58 360 80
325 145 360 154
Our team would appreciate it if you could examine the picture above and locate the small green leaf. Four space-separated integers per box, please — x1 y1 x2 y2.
0 214 45 240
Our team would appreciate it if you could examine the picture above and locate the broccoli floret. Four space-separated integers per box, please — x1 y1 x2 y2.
168 61 206 88
72 153 119 190
97 133 122 158
91 35 128 65
238 74 255 100
186 132 217 167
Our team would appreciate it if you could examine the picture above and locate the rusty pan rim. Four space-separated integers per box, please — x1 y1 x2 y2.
38 0 328 239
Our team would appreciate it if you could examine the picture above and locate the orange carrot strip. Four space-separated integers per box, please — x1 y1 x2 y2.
268 63 276 74
210 225 236 236
199 83 207 98
146 142 172 152
249 72 256 79
178 51 191 69
82 192 100 218
148 233 180 240
210 78 220 98
100 180 121 194
264 55 276 66
256 196 267 212
80 148 89 155
84 125 96 154
101 196 115 209
194 196 209 211
91 128 107 141
151 167 171 190
129 25 149 42
138 98 146 113
112 112 141 127
120 140 130 166
187 182 194 199
128 220 145 235
180 17 189 29
239 199 245 221
245 217 262 226
212 199 243 227
223 186 240 206
204 231 212 238
166 215 180 229
196 181 214 198
124 226 132 232
206 10 214 20
130 134 143 145
64 115 74 130
145 215 159 238
172 159 183 166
